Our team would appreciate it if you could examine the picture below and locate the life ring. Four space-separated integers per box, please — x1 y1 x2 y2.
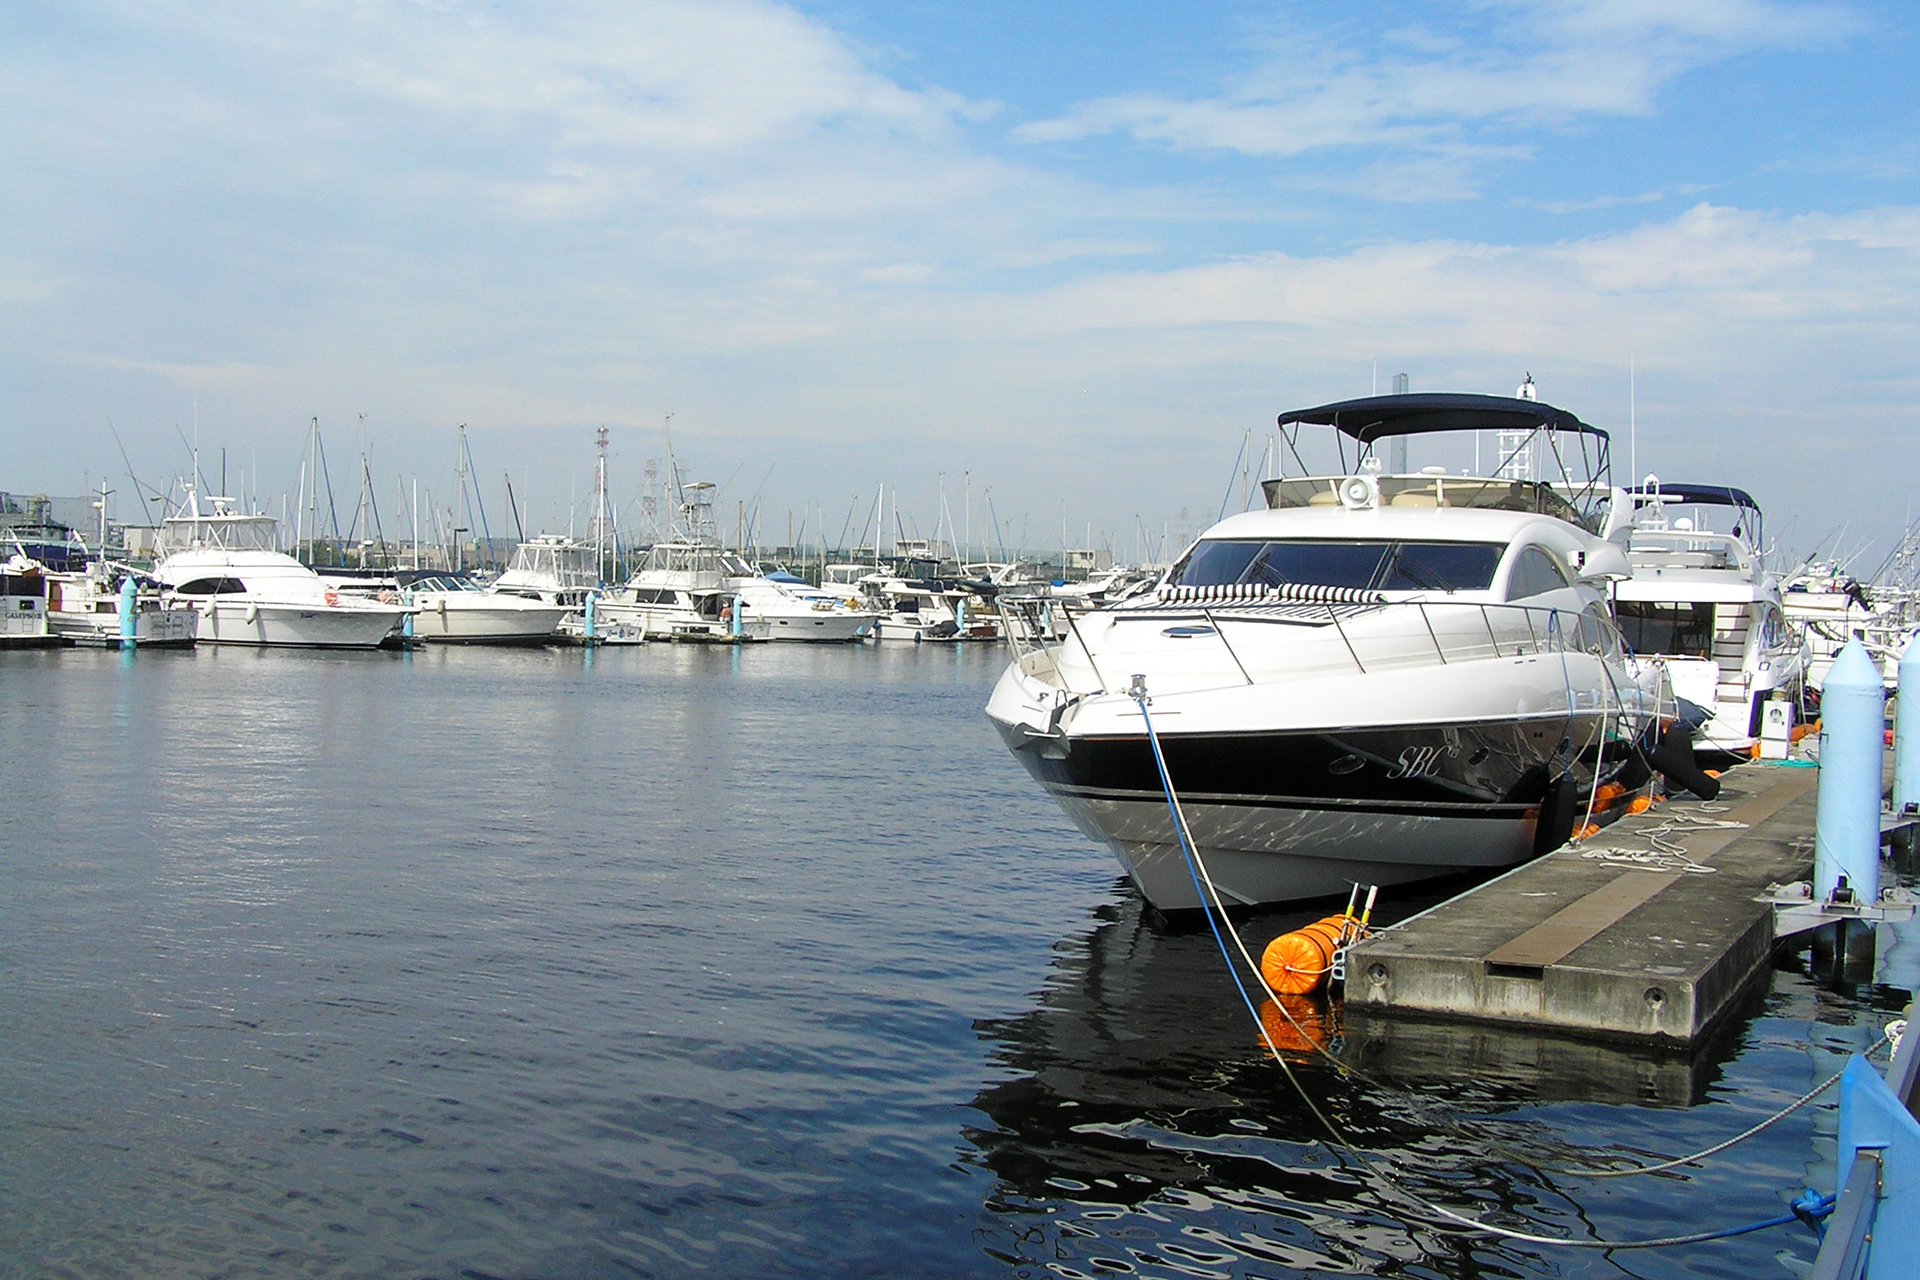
324 590 340 607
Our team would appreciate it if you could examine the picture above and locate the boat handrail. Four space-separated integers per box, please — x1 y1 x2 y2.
998 595 1633 695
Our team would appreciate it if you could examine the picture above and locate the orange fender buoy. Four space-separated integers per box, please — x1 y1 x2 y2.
1260 915 1350 995
1626 795 1653 815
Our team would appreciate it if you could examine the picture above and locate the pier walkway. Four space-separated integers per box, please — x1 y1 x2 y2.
1348 762 1817 1042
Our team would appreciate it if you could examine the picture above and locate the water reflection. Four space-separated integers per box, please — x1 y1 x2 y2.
966 894 1808 1278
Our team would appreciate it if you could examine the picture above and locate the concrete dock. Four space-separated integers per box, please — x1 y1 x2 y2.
1347 761 1819 1042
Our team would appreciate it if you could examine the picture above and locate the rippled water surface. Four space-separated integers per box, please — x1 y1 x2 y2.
1 644 1907 1278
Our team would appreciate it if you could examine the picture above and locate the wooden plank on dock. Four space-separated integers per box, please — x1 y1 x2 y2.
1482 871 1681 972
1347 763 1819 1042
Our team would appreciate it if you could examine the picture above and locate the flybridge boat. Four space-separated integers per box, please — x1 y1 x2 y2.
1614 482 1808 753
598 480 872 642
595 539 773 641
152 492 409 648
986 391 1670 911
490 536 599 610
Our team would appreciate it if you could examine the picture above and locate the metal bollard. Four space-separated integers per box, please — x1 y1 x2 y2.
1814 639 1885 907
117 576 138 648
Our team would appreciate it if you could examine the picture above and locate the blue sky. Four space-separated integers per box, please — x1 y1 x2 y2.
3 0 1917 562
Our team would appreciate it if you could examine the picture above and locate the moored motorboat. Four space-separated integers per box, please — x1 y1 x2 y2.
152 492 409 648
724 568 876 642
397 570 568 644
986 391 1669 910
46 561 197 647
1613 481 1808 754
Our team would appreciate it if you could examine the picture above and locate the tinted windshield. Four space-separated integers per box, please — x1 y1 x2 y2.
1615 600 1714 658
1172 539 1503 592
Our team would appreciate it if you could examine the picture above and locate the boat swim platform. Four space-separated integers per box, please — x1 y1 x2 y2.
1347 761 1819 1043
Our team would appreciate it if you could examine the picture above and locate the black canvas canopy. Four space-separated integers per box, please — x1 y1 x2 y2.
1277 393 1605 444
1630 483 1760 512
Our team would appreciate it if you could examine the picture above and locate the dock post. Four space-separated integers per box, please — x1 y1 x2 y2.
584 592 596 643
1814 640 1885 980
401 588 414 641
1893 634 1920 863
117 575 138 648
730 595 743 639
1815 640 1884 907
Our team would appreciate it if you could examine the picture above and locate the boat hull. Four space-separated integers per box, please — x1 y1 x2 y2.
49 608 199 648
760 612 873 642
194 600 405 648
996 715 1598 910
409 600 567 644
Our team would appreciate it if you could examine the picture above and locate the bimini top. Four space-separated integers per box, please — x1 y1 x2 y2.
1630 483 1760 512
1278 393 1605 444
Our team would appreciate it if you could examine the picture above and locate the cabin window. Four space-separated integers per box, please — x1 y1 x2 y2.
1615 601 1715 659
1505 547 1572 600
173 577 247 595
1172 539 1502 592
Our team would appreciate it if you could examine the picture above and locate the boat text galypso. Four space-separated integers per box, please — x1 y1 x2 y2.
152 491 410 649
1613 481 1808 754
986 391 1673 911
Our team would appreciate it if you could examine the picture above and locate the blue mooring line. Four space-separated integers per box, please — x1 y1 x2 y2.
1128 686 1838 1252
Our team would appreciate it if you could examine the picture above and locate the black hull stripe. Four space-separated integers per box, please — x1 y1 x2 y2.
1043 782 1535 820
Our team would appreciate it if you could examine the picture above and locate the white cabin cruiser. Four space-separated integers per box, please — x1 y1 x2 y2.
397 570 569 644
489 536 599 610
1 555 54 641
1615 482 1808 754
726 568 875 642
1780 560 1916 691
986 393 1670 911
46 561 197 647
595 540 772 641
152 493 409 648
861 572 1000 642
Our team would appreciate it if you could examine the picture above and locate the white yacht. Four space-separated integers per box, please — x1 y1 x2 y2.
986 392 1671 911
1780 560 1917 691
1614 481 1808 754
489 536 599 610
152 493 409 648
396 570 569 644
1 554 54 642
861 572 1000 642
45 561 197 647
725 568 876 642
595 540 772 641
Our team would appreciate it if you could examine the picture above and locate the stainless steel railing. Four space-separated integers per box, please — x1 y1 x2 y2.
999 593 1633 697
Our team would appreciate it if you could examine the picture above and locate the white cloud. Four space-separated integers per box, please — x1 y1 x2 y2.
1 3 1913 559
1016 1 1861 183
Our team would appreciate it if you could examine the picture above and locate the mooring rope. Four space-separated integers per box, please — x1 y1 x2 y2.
1127 680 1843 1251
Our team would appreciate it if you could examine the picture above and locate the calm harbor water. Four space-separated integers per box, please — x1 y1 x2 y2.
0 643 1908 1279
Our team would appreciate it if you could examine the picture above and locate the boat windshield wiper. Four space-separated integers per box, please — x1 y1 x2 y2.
1383 545 1448 592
